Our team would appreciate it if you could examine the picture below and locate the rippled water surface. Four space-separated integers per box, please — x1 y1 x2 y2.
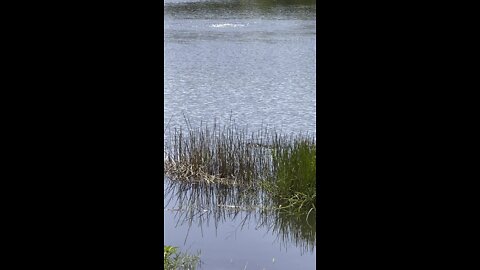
164 0 316 269
164 0 316 133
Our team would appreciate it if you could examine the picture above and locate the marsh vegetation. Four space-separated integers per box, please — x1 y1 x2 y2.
164 119 316 212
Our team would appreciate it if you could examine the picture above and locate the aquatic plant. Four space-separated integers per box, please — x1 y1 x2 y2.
164 119 278 186
267 136 316 212
164 245 201 270
164 118 316 214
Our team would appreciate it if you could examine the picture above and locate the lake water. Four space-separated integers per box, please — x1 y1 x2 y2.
164 0 316 269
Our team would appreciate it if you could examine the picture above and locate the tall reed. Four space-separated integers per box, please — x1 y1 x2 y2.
165 120 278 186
164 119 316 212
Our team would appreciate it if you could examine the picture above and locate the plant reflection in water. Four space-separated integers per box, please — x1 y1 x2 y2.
164 178 316 254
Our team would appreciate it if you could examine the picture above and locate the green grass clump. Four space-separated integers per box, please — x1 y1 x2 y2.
164 245 201 270
269 136 316 212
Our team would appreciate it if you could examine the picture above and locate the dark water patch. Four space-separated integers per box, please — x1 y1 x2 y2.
165 0 316 20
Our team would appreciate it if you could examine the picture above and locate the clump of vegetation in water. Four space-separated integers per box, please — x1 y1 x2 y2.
165 119 277 186
164 245 201 270
266 136 316 213
164 118 316 213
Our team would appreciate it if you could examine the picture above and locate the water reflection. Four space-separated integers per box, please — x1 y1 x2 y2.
165 0 316 20
164 178 316 254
